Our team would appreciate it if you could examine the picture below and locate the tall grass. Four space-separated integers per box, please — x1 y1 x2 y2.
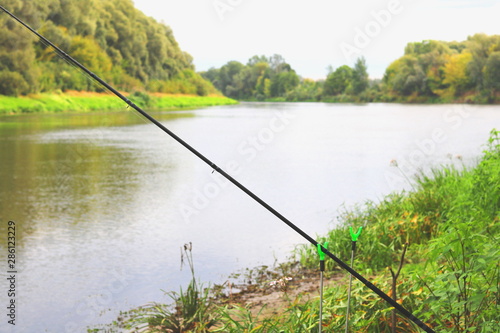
116 244 218 333
295 129 500 332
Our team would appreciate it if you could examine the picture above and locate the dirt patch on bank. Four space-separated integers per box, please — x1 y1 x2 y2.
214 263 344 319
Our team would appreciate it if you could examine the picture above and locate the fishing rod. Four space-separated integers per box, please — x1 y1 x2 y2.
0 5 435 332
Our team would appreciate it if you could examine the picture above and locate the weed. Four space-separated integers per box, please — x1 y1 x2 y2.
121 244 219 333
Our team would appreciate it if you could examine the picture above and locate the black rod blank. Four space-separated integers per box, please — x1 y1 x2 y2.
0 5 435 332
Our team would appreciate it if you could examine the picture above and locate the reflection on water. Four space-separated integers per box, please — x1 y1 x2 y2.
0 103 498 332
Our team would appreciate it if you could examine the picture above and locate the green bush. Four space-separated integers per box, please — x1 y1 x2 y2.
0 70 29 95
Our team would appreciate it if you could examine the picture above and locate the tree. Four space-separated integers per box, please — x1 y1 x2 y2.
385 40 456 98
247 55 268 66
69 35 113 78
351 57 369 94
0 70 29 95
37 22 72 60
483 51 500 93
202 55 300 100
0 0 208 95
285 78 322 102
228 66 256 99
404 40 451 56
269 54 288 73
221 61 244 81
207 61 245 98
323 65 353 96
270 70 299 97
255 63 271 99
263 78 272 98
442 51 473 96
383 55 426 96
466 34 497 90
201 67 221 89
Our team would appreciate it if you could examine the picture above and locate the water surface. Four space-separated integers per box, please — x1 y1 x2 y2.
0 102 497 332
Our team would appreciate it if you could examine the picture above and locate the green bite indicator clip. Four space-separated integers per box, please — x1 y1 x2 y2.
317 242 328 271
350 226 363 241
349 227 363 251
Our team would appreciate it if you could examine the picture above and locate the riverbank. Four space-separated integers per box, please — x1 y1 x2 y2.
0 91 238 115
92 129 499 332
244 91 500 104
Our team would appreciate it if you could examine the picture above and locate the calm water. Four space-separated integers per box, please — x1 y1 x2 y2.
0 102 498 332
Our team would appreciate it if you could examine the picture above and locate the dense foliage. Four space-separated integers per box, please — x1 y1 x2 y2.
0 0 217 96
201 54 371 102
201 54 302 101
382 34 500 103
202 34 500 103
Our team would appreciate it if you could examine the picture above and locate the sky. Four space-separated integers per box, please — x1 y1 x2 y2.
132 0 500 79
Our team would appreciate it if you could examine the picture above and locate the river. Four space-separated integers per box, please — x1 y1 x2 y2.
0 102 497 332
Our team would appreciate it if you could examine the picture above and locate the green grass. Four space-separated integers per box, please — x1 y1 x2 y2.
150 95 238 109
0 92 237 115
295 129 500 332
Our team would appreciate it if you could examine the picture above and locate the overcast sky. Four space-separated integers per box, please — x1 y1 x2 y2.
132 0 499 79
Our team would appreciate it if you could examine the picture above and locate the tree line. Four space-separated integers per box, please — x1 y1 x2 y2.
383 34 500 103
201 55 370 102
202 34 500 104
0 0 217 96
202 54 300 100
1 0 499 104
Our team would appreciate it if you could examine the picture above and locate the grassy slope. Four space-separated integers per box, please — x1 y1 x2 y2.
291 129 500 332
0 91 237 115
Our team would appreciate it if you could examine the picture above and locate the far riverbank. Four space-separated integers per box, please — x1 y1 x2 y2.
0 91 238 115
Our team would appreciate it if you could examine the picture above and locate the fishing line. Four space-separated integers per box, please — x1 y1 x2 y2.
0 5 435 332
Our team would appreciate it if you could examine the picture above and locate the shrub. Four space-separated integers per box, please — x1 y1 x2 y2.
0 70 29 95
